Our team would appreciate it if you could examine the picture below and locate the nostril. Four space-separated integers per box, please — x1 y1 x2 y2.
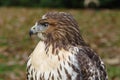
33 27 35 29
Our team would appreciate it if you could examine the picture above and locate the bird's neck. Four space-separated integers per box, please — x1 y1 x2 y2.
44 31 87 52
29 41 78 72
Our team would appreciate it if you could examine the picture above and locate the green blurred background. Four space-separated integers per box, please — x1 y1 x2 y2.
0 0 120 80
0 0 119 8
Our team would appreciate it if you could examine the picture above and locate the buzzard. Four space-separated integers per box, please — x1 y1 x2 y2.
27 12 108 80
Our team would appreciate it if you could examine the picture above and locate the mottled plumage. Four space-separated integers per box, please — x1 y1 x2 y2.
27 12 108 80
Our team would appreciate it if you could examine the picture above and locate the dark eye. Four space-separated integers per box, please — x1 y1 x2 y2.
41 22 49 27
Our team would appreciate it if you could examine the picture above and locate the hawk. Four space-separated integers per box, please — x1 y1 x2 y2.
27 12 108 80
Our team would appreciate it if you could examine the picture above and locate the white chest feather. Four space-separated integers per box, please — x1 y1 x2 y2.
27 41 80 80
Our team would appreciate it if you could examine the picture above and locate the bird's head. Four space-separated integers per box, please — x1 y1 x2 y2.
29 14 58 41
29 12 86 49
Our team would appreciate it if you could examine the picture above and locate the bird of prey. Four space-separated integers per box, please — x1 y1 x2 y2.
27 12 108 80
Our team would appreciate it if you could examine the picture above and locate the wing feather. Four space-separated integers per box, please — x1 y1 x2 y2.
76 46 108 80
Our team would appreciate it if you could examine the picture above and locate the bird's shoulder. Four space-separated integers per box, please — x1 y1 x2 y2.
70 46 108 80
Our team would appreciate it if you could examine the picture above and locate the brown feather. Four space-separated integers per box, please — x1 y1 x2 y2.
37 12 87 54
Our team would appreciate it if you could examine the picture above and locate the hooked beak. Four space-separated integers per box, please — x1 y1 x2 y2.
29 22 38 37
29 30 34 37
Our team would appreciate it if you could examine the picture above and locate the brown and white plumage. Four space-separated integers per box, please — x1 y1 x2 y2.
27 12 108 80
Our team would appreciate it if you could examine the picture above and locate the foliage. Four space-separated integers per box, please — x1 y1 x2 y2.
40 0 64 8
0 0 118 8
100 0 114 7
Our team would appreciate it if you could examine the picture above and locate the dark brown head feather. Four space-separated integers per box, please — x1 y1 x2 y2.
38 12 87 53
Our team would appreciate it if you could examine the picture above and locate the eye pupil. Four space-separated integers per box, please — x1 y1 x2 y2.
44 23 48 26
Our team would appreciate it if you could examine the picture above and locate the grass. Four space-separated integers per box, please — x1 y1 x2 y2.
0 53 26 80
0 7 120 80
107 66 120 79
